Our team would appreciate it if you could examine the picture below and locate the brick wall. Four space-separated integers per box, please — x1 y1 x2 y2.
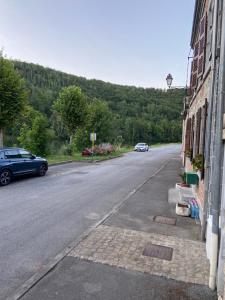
183 68 211 225
185 157 193 172
195 180 205 222
189 72 211 116
184 157 205 224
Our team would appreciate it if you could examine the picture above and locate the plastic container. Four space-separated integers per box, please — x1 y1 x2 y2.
175 202 191 216
186 172 199 185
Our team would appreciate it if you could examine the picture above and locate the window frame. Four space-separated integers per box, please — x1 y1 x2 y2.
4 150 21 159
18 149 33 159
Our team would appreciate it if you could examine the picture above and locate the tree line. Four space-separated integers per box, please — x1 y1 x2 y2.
1 56 184 156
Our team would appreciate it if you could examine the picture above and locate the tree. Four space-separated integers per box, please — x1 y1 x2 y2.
11 60 184 147
114 135 123 149
53 86 87 143
87 99 114 143
18 107 50 156
0 55 27 147
73 99 115 151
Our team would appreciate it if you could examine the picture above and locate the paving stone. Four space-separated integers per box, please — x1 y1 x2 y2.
69 225 210 286
22 257 217 300
154 215 177 225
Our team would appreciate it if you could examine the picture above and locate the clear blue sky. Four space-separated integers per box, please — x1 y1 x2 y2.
0 0 195 88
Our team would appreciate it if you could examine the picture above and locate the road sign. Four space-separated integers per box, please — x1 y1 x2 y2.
90 133 96 142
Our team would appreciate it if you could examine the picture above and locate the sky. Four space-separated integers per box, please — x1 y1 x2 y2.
0 0 195 89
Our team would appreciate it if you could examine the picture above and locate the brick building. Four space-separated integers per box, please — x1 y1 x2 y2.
182 0 212 228
182 0 225 296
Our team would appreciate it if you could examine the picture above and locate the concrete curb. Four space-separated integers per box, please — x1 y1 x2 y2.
49 160 74 167
48 154 124 167
92 154 123 163
6 158 171 300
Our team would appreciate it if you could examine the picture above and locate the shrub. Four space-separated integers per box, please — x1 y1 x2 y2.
81 144 115 156
18 113 50 156
179 172 186 183
184 149 192 157
192 154 204 171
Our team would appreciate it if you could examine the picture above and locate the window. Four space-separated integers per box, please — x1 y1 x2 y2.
0 151 4 159
195 108 202 155
185 118 191 151
198 14 207 77
199 102 207 155
190 115 195 160
4 150 20 159
19 149 32 158
190 13 207 94
206 2 214 63
190 41 199 92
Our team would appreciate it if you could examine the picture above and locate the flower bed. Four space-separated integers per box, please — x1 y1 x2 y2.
82 143 115 156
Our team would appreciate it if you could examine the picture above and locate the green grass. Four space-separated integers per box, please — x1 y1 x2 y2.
46 144 180 165
46 155 74 164
150 142 181 148
46 146 133 165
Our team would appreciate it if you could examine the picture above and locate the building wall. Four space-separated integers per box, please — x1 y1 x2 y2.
184 0 225 295
183 72 211 223
188 72 211 118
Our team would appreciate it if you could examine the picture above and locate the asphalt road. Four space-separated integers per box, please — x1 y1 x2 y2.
0 144 181 299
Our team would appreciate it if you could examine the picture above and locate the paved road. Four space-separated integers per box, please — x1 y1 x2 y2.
0 144 180 299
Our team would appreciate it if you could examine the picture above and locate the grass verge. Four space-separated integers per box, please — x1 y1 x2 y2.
47 146 133 165
150 142 181 148
46 144 179 165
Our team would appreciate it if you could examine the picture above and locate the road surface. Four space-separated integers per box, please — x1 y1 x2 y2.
0 144 180 299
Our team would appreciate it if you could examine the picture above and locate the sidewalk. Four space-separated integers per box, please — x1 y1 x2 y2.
21 157 216 300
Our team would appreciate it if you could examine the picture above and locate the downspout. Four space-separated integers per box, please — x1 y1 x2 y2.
201 0 219 241
215 0 225 295
209 0 224 290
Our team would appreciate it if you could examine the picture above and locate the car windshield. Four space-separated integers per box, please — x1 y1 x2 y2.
137 143 146 146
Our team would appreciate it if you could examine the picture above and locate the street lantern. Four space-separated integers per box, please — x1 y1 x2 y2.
166 73 173 88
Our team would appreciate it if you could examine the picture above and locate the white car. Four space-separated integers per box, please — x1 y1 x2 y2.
134 143 149 152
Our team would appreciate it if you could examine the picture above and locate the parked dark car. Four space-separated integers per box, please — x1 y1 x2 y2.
0 148 48 186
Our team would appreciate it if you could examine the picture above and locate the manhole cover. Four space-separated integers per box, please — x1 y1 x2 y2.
154 215 176 225
142 243 173 261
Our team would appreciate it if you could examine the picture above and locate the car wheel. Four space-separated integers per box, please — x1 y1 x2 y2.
38 164 47 176
0 169 12 186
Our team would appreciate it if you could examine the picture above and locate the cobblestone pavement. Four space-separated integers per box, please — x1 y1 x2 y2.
69 225 209 286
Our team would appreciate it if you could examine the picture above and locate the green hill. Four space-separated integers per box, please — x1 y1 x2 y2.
12 60 184 146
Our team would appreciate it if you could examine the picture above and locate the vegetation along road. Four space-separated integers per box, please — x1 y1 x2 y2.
0 144 180 299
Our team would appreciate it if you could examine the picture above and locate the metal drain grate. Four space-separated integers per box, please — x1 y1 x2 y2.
143 243 173 261
153 215 176 225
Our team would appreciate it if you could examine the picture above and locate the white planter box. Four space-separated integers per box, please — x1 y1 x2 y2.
175 183 191 191
176 203 191 217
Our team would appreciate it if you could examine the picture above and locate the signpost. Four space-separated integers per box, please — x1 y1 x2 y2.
90 133 96 159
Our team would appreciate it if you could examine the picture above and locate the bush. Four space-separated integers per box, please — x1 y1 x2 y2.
179 172 186 183
114 135 123 149
192 154 204 171
18 113 50 156
62 144 73 156
184 149 192 157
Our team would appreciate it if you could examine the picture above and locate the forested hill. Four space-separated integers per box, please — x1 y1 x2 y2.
12 60 184 145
